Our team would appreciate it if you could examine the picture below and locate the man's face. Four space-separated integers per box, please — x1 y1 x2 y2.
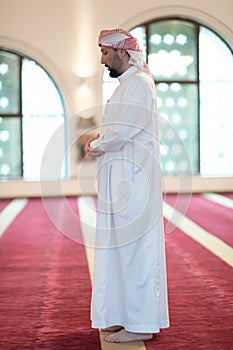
100 46 124 78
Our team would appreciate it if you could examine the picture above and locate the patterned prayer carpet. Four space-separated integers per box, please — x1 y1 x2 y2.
0 198 101 350
147 194 233 350
220 193 233 200
0 194 232 350
0 198 11 211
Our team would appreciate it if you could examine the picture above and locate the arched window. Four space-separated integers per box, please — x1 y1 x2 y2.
0 50 67 179
103 19 233 176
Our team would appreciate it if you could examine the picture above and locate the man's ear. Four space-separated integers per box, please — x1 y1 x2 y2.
118 49 128 58
119 49 130 64
123 50 129 58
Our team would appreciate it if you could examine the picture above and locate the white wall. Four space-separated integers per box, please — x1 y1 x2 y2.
0 0 233 197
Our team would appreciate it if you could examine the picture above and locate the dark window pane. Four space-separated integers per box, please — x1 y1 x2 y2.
0 116 21 178
148 20 197 81
0 51 20 114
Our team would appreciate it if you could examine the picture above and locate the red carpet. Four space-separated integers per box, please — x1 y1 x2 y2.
0 199 11 212
146 193 233 350
164 194 233 246
0 198 101 350
0 195 232 350
219 193 233 200
145 218 233 350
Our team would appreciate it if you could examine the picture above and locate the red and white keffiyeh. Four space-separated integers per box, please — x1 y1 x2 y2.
98 29 151 75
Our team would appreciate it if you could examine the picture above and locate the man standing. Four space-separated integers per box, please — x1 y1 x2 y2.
85 29 169 343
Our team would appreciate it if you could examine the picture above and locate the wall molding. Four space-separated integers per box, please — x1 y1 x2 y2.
0 176 232 198
120 5 233 49
0 35 74 116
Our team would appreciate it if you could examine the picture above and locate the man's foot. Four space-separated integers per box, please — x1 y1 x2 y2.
104 329 153 343
101 325 124 332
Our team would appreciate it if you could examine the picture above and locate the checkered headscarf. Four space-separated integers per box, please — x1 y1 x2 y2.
98 29 151 75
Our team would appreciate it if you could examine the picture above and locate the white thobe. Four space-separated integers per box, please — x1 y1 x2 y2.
89 66 169 333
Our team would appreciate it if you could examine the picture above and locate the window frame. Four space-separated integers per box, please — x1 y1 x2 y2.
130 17 233 175
0 48 67 179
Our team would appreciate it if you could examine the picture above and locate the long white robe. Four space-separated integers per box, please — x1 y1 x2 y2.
89 66 169 333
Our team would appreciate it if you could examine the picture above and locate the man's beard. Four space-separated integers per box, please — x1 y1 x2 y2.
108 67 121 78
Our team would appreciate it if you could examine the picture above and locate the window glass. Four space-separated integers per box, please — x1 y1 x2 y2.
0 52 67 180
0 116 21 177
0 51 20 114
102 20 233 177
148 20 197 81
199 27 233 81
130 26 147 59
22 58 64 115
157 83 198 174
22 58 66 179
200 81 233 176
199 26 233 176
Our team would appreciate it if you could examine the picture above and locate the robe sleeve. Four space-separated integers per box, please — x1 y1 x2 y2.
88 75 155 157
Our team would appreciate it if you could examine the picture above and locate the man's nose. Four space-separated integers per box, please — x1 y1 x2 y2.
101 55 105 65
